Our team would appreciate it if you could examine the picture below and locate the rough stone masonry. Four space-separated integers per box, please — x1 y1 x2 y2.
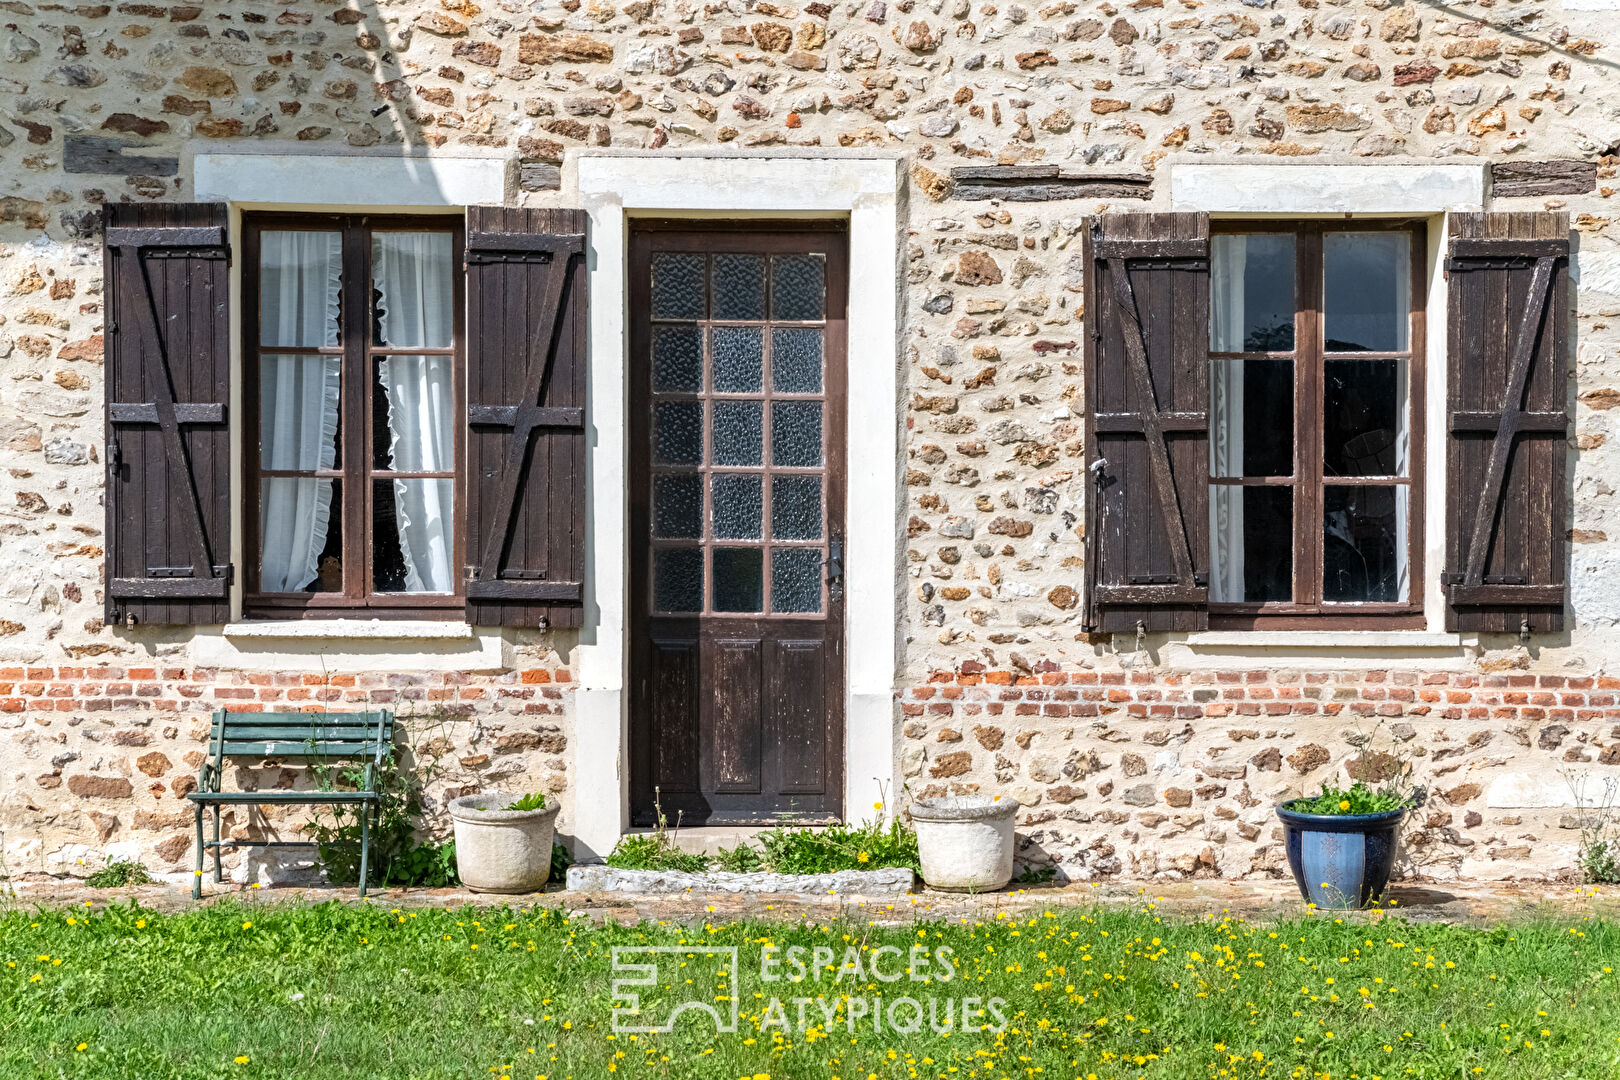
2 0 1620 885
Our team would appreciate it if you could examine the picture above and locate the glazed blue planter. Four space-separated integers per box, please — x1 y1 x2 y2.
1277 801 1408 910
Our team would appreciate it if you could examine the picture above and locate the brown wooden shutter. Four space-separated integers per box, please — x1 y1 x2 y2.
463 206 588 628
103 203 231 627
1083 212 1211 633
1444 211 1570 633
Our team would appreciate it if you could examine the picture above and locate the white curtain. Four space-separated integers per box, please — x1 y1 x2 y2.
374 233 455 594
259 231 342 593
1209 235 1247 603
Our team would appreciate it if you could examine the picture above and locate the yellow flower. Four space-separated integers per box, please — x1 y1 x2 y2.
135 920 146 929
234 1056 250 1065
1339 800 1351 812
242 922 252 931
857 852 871 864
75 1044 88 1052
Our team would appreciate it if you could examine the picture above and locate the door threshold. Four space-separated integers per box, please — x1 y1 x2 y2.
623 822 838 856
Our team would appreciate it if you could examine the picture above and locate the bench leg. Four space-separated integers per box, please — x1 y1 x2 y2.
193 802 204 900
357 801 372 899
212 804 223 883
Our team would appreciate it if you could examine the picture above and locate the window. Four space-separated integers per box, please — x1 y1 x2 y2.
1207 221 1425 628
243 214 464 618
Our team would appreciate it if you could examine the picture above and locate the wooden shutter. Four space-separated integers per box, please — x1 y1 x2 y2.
103 203 231 627
463 206 588 628
1083 213 1211 633
1444 212 1569 633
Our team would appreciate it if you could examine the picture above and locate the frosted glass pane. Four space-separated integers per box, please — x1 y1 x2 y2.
653 401 703 466
712 474 763 539
652 326 703 392
771 475 822 540
651 252 705 319
653 474 702 539
712 325 763 393
772 327 823 393
771 254 825 321
771 401 822 467
713 253 765 320
771 548 822 614
653 547 703 612
713 548 763 612
713 401 763 466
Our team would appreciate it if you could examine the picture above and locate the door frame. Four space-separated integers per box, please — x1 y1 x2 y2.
568 151 906 859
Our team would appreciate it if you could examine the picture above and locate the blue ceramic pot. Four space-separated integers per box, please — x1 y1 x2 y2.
1276 801 1408 910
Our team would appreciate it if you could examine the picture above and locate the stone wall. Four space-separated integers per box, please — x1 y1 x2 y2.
2 0 1620 882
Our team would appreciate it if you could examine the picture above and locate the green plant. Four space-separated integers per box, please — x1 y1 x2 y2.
1289 780 1411 816
1013 865 1057 885
606 788 707 873
713 841 763 873
505 792 547 812
549 841 572 884
84 860 155 888
1569 775 1620 884
758 816 919 874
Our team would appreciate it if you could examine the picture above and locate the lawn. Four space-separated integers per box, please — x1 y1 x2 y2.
3 899 1619 1079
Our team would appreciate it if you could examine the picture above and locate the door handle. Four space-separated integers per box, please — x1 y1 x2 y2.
825 538 844 603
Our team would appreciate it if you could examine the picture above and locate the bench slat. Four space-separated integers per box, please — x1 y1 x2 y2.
188 791 377 803
220 740 381 756
215 725 382 740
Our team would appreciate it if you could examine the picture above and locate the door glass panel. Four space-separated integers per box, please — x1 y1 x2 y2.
1209 357 1293 479
653 474 702 539
713 401 764 466
653 547 703 612
771 548 822 613
772 327 824 393
1210 233 1295 353
713 548 764 612
651 252 705 319
771 254 826 321
652 326 703 392
1209 485 1292 603
771 401 822 467
712 253 766 320
712 326 764 393
1325 358 1408 477
373 478 454 593
259 477 340 592
372 232 454 348
260 354 341 471
1324 233 1409 352
712 474 764 539
1324 485 1407 602
259 231 342 347
771 475 822 540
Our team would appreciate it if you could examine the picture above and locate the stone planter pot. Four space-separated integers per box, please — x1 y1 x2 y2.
911 794 1018 892
448 792 559 894
1276 801 1408 910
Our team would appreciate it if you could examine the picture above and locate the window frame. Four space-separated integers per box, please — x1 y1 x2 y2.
1207 218 1427 631
241 211 467 621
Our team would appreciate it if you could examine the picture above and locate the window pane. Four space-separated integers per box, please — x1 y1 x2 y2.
772 327 824 393
259 477 340 592
771 475 823 540
374 356 454 472
1324 233 1410 352
772 548 823 613
1210 233 1295 352
653 474 702 539
260 354 341 471
713 547 764 612
259 231 341 347
653 401 703 466
712 474 763 539
652 326 703 392
770 401 822 467
651 252 705 319
1210 357 1293 478
713 401 764 466
1209 485 1292 603
771 254 826 321
712 253 766 320
712 325 764 393
372 232 454 348
1324 486 1407 603
653 547 703 612
374 478 455 593
1325 358 1408 477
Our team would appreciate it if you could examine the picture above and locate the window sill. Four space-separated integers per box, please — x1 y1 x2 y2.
222 620 474 641
1184 630 1462 650
195 620 505 673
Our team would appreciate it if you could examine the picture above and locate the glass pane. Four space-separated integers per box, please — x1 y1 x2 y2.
374 356 454 471
1325 358 1408 477
771 401 822 467
260 354 341 471
772 254 826 321
1324 233 1410 352
772 548 823 614
712 325 764 393
651 252 705 320
713 401 764 466
259 230 342 347
1210 357 1293 479
712 474 763 539
712 253 766 320
771 475 822 540
258 477 340 592
1208 485 1292 603
713 548 764 612
653 474 702 539
1324 485 1407 603
372 232 453 348
653 401 703 466
1210 233 1295 352
653 547 703 612
373 478 455 593
652 326 703 393
772 327 824 393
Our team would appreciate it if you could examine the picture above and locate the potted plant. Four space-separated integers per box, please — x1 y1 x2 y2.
448 792 559 894
1277 780 1413 910
910 793 1019 892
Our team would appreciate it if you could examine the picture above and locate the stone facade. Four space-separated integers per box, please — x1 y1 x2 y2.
2 0 1620 883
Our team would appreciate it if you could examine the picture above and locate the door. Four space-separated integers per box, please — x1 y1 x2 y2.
629 222 848 826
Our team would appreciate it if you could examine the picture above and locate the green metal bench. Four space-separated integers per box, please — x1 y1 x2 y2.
187 708 394 899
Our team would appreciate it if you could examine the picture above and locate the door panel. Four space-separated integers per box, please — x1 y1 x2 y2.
629 223 847 826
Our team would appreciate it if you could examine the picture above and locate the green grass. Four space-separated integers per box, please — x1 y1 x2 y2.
4 900 1620 1079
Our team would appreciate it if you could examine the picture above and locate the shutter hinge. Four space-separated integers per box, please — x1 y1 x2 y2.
146 564 232 581
498 569 547 580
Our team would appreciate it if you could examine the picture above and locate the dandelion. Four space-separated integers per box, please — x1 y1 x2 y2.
234 1056 250 1065
75 1043 87 1052
857 852 871 864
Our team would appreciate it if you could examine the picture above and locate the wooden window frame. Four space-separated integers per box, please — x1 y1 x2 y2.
242 212 466 621
1208 219 1427 631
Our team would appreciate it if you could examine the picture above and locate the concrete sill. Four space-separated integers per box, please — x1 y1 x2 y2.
1184 631 1464 650
222 620 474 641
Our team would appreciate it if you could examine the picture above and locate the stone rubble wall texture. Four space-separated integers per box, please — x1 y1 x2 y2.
1 0 1620 883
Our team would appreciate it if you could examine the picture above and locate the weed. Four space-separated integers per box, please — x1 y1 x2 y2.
84 861 155 888
1013 865 1057 885
712 841 764 873
607 789 707 873
1568 774 1620 884
504 792 547 812
549 841 572 884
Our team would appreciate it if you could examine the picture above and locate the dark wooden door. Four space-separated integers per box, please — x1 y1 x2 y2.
629 223 847 826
